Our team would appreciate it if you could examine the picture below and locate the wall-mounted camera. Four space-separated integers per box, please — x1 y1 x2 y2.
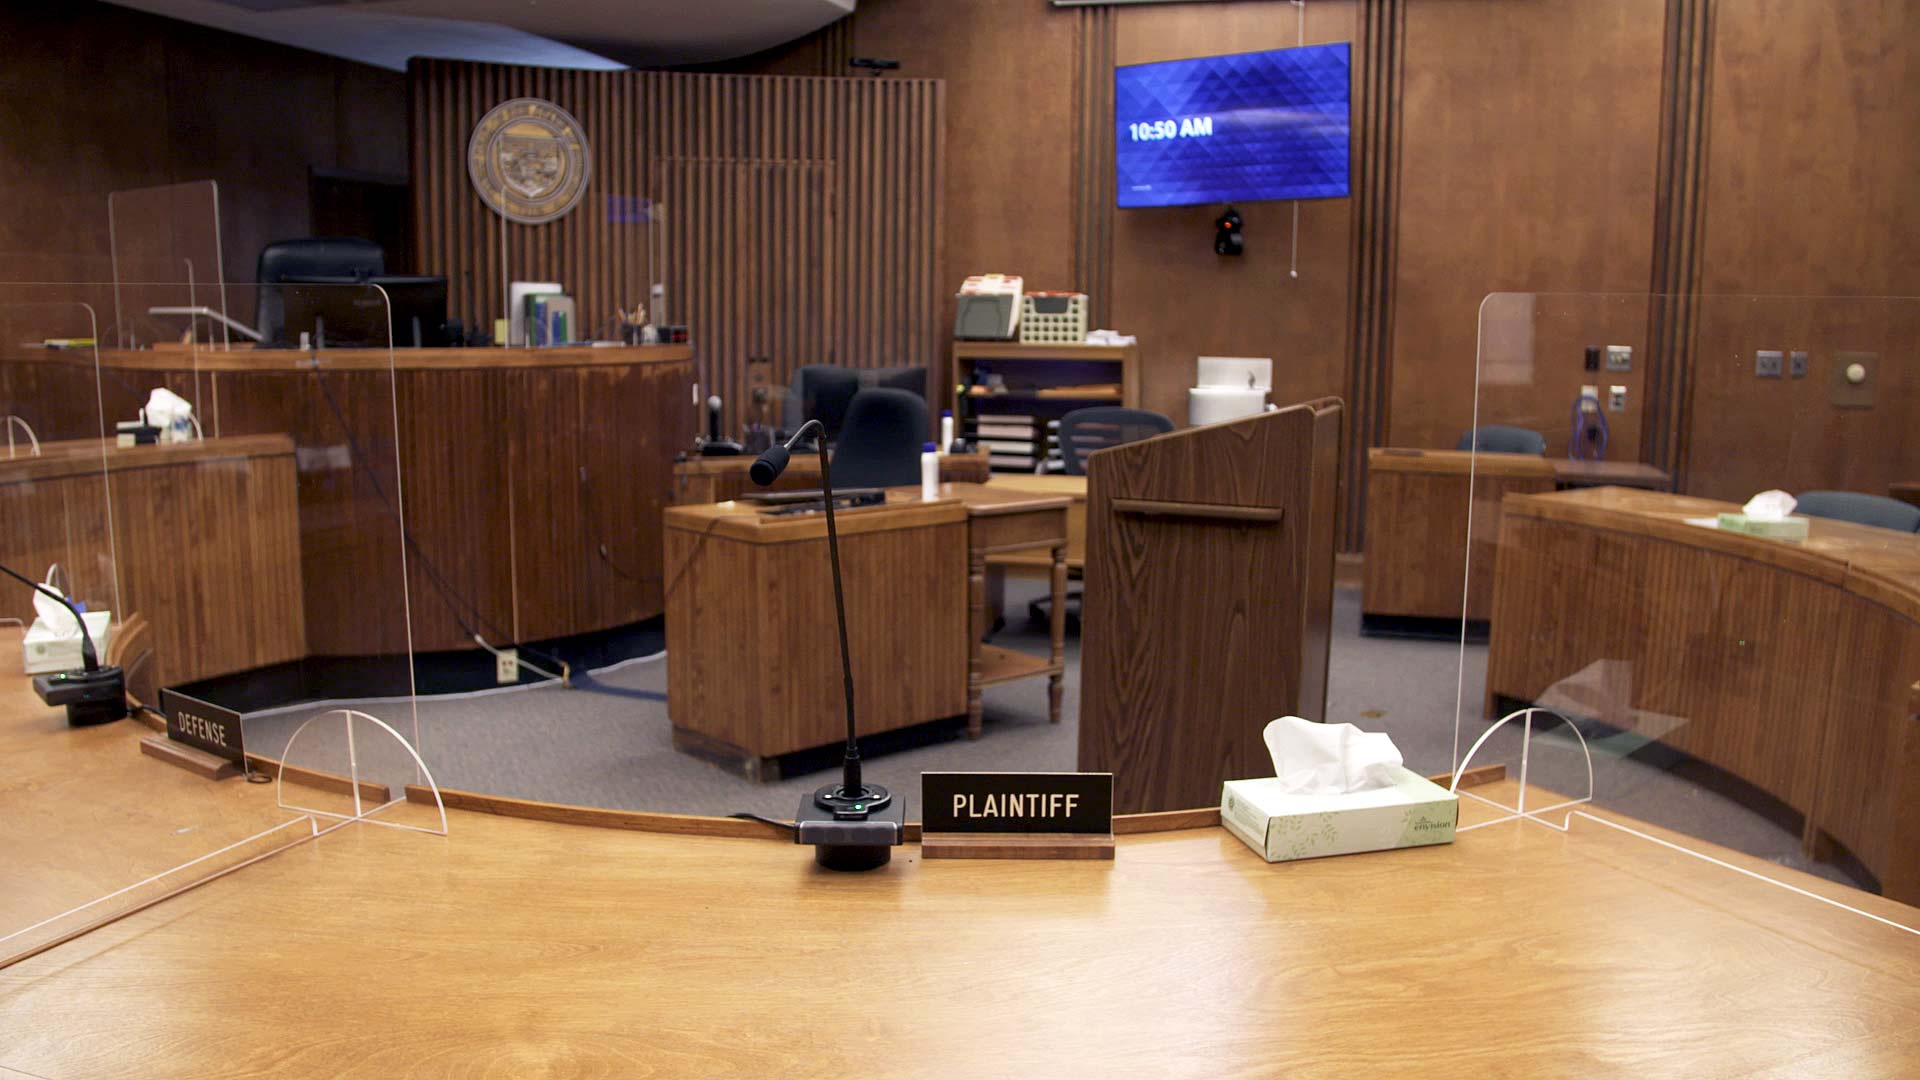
1214 206 1243 256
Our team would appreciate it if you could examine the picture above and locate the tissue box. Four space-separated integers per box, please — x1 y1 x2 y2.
23 611 114 675
1715 513 1810 541
1220 767 1458 863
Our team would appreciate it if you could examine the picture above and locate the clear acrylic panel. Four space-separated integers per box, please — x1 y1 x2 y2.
1462 291 1920 907
0 282 426 966
107 181 237 352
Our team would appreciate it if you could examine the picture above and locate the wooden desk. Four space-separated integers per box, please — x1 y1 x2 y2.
1553 458 1673 489
1364 448 1556 624
939 483 1069 735
671 450 992 505
0 436 304 685
1363 449 1672 626
0 344 694 656
664 484 1067 776
981 473 1087 572
3 764 1915 1076
1487 486 1920 905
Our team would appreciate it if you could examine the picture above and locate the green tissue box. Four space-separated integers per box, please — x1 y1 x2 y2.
1220 767 1458 863
1715 513 1810 541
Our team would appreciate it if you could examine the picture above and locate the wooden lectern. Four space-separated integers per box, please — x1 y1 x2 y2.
1078 398 1343 813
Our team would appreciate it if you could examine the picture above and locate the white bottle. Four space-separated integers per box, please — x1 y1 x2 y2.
921 442 940 501
940 409 955 452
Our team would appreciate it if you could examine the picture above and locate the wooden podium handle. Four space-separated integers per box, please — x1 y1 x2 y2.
1110 498 1284 522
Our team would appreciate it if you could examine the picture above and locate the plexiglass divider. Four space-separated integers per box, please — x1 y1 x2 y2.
0 282 432 968
1460 291 1920 929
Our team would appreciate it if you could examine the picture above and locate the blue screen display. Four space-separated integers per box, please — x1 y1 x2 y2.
1115 43 1351 208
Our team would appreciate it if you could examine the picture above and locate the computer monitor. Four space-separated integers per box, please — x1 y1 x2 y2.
274 275 449 349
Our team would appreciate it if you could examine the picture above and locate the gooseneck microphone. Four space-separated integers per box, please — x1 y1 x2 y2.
751 419 904 870
1 559 127 726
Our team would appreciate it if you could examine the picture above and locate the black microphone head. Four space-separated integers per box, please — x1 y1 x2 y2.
750 445 790 486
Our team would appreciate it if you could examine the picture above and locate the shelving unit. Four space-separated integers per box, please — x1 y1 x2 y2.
950 340 1139 473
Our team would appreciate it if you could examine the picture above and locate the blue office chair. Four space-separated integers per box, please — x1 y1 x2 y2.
1456 425 1547 455
1059 407 1175 476
1793 490 1920 532
830 388 930 489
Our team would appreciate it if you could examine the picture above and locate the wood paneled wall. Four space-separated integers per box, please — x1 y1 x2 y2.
0 0 405 289
1389 0 1666 459
1109 2 1359 429
408 61 943 433
1680 0 1920 501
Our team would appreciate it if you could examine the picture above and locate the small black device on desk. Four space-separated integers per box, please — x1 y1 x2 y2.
696 395 744 456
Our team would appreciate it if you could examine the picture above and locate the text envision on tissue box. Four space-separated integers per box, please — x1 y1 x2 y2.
1220 767 1458 863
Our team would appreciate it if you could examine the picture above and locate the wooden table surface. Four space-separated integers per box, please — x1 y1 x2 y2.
1 762 1915 1077
983 473 1088 573
1551 457 1673 489
0 629 352 966
1509 485 1920 621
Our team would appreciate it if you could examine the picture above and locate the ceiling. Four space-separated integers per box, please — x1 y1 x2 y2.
104 0 857 71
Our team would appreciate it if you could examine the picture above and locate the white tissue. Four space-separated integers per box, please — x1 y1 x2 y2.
1742 489 1797 522
31 581 79 637
1263 716 1405 795
145 387 196 443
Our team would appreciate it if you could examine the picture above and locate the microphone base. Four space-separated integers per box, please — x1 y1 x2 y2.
696 438 745 457
795 786 905 872
32 665 128 727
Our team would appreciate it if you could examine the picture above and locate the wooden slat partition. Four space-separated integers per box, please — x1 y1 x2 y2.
409 62 944 433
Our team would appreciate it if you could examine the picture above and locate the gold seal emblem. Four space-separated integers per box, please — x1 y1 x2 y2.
467 98 592 225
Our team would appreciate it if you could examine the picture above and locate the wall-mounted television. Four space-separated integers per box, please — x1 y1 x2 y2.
1115 43 1352 208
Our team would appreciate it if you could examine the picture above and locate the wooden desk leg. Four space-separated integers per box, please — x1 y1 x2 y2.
1048 542 1066 724
968 548 986 740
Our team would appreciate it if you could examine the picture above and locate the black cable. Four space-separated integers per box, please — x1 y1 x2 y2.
728 812 796 834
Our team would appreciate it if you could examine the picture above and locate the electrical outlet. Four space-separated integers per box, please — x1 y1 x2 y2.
496 648 519 684
1605 345 1633 372
1584 346 1601 372
1789 350 1810 378
1755 350 1784 378
1609 385 1628 412
1579 384 1600 413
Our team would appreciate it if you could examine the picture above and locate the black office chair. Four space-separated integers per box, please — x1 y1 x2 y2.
255 237 385 346
830 388 930 489
861 365 928 403
1456 425 1547 455
1794 490 1920 532
1059 407 1175 476
785 364 862 444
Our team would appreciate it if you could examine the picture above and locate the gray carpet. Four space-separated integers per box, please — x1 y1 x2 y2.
243 582 1854 887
